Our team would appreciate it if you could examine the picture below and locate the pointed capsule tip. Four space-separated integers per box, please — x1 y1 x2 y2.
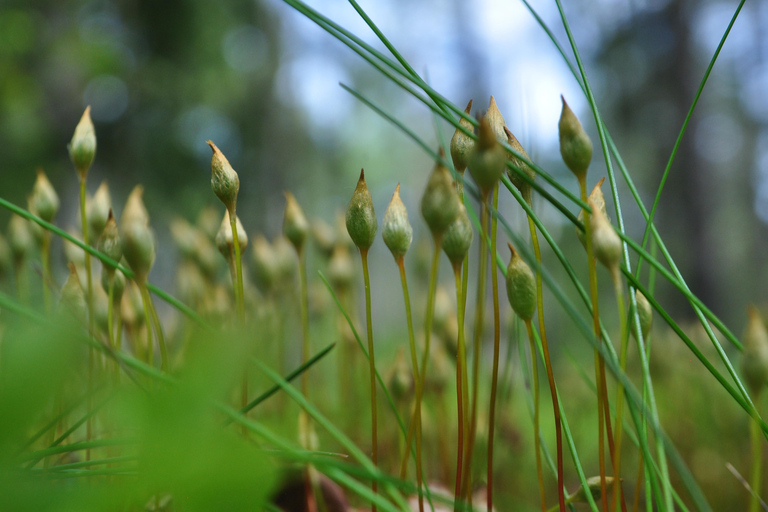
206 140 217 152
508 242 516 256
395 183 401 194
359 168 365 181
107 209 114 222
597 176 606 187
464 99 473 113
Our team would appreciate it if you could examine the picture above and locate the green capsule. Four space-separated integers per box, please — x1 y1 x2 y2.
59 263 87 321
382 184 413 261
442 203 473 267
328 244 355 292
558 96 593 180
97 210 122 268
88 181 112 238
467 116 506 196
742 305 768 396
101 265 125 304
68 106 96 179
577 178 606 248
589 198 622 272
631 290 653 341
30 169 59 223
251 234 279 294
506 243 536 322
122 220 156 283
120 185 149 230
7 214 34 263
283 191 310 252
312 219 336 260
504 127 536 195
345 169 378 251
216 210 248 260
421 156 461 238
450 99 474 175
207 140 240 215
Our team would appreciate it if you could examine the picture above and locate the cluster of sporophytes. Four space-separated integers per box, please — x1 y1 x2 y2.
0 2 765 509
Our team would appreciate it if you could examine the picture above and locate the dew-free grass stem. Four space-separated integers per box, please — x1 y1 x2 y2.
611 271 629 512
396 258 425 512
452 263 469 512
401 237 442 509
525 319 546 512
579 176 608 512
525 187 565 512
463 200 488 501
41 231 52 312
487 184 502 512
751 394 763 512
360 248 378 511
79 176 94 463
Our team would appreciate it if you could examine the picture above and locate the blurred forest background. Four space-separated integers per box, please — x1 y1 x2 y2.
1 0 766 335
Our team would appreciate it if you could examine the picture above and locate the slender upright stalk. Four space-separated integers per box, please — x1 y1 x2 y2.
360 248 378 511
144 286 168 372
611 270 629 512
524 186 565 512
750 391 763 512
487 184 502 512
400 239 441 510
578 175 608 512
139 284 154 368
397 258 424 512
230 211 248 436
463 199 488 500
41 232 52 312
452 263 469 511
297 246 313 449
79 176 95 463
525 319 546 512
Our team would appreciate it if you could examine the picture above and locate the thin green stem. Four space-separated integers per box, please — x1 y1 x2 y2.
751 394 763 512
487 184 501 512
396 258 424 512
230 212 246 323
360 248 378 511
463 199 488 501
525 187 565 512
611 270 629 512
41 231 52 312
526 319 546 512
145 287 168 373
139 283 154 367
402 238 441 506
79 176 94 463
579 176 608 512
453 263 469 512
107 275 118 385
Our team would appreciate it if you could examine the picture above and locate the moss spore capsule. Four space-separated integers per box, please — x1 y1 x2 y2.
328 244 355 292
558 96 593 179
505 243 536 321
97 210 123 268
450 99 475 175
589 198 622 272
207 140 240 215
60 262 87 320
122 220 156 283
216 210 248 260
504 127 536 195
283 191 310 252
8 214 34 263
251 234 279 294
742 305 768 396
577 178 607 248
467 116 506 196
345 169 378 251
30 169 60 223
631 290 653 340
485 95 507 142
442 203 473 267
69 106 96 179
120 185 149 230
88 181 112 238
101 265 126 302
421 154 461 238
382 184 413 261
